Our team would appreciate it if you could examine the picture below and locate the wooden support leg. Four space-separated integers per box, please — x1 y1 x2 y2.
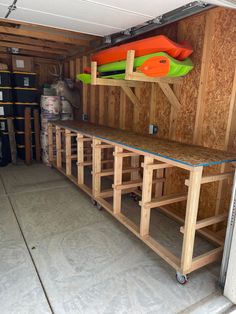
181 166 203 274
7 118 16 164
140 156 154 236
65 129 72 176
77 134 84 185
24 107 32 165
154 169 164 198
131 155 140 181
56 126 62 168
92 138 102 198
33 109 41 162
113 146 123 214
48 124 54 163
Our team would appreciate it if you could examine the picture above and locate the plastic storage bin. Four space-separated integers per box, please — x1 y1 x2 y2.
15 131 35 145
14 116 34 131
14 103 39 117
17 144 36 160
12 72 36 88
13 87 37 103
0 102 14 116
0 132 11 166
0 117 8 132
0 87 13 102
0 71 11 87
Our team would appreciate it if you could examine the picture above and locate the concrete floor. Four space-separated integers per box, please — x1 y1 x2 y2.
0 163 234 314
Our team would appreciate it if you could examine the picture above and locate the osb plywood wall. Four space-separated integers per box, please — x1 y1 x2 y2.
65 7 236 222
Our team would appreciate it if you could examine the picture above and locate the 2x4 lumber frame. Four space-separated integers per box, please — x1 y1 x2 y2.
159 205 224 247
50 123 227 275
0 40 66 55
91 61 138 88
113 146 124 214
94 167 140 177
180 213 227 233
0 34 73 51
0 26 91 46
92 138 102 198
24 108 31 165
113 152 139 158
181 166 203 274
6 118 16 164
140 193 187 209
33 109 41 162
56 126 62 168
189 247 223 273
113 177 165 190
140 156 154 236
125 50 182 85
65 129 72 176
48 124 54 162
141 162 174 170
121 86 142 107
77 134 84 184
185 171 234 186
154 168 164 198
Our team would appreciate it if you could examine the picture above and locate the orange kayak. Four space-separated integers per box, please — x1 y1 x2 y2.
92 35 193 65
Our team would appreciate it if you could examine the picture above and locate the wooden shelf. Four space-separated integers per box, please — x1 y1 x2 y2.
89 50 182 111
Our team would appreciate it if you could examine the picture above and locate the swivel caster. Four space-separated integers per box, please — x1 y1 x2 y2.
96 203 103 211
91 198 97 206
133 195 140 202
176 272 189 285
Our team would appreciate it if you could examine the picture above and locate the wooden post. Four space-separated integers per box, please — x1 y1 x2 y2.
24 107 32 165
65 129 72 176
33 109 41 162
56 126 62 168
181 166 203 274
92 138 102 198
48 123 54 163
140 156 154 236
77 134 84 185
113 146 123 214
6 118 16 164
125 50 135 80
91 62 97 85
154 169 164 198
131 155 140 181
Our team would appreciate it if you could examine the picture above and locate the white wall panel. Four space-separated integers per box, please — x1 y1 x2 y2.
79 0 191 17
16 0 154 28
0 0 235 36
9 8 122 35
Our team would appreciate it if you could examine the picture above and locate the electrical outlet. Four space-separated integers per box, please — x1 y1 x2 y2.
82 113 88 121
149 124 158 135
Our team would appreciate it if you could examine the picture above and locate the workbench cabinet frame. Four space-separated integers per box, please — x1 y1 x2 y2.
48 123 231 278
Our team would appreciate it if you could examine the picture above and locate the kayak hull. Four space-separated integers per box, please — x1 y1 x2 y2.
92 35 193 65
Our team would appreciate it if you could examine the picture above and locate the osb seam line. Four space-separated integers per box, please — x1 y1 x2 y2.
0 171 54 314
53 122 236 168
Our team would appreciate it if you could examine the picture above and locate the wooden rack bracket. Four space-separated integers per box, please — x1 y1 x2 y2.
89 50 182 110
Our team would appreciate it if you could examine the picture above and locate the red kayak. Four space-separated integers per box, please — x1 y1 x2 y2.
92 35 193 65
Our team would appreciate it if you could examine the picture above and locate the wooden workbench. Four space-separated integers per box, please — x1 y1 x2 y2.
48 120 236 283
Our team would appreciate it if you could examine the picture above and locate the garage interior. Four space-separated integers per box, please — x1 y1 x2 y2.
0 1 236 313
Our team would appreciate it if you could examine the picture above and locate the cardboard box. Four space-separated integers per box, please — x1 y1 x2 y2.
0 63 8 70
12 55 33 72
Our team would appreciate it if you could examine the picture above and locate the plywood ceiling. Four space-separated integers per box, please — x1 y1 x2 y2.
0 0 233 37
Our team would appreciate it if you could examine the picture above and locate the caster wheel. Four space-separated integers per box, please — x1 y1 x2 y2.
96 203 103 211
176 272 189 285
91 198 97 206
133 195 139 202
